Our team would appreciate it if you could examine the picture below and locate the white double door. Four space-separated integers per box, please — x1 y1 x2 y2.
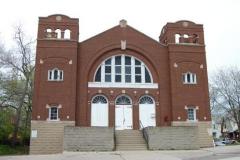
139 104 156 128
91 103 108 126
115 105 133 130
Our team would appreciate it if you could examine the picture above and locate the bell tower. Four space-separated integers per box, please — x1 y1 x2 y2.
159 20 212 147
30 14 79 154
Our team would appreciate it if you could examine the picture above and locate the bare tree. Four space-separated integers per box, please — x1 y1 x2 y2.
0 25 35 145
210 67 240 138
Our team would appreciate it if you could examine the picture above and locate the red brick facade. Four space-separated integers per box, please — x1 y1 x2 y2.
32 14 211 130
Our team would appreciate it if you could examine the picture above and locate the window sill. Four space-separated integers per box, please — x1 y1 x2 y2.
183 82 197 85
186 119 198 122
47 80 64 82
88 82 158 89
46 118 60 122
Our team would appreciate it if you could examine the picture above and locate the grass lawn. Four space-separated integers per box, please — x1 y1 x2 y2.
0 145 28 155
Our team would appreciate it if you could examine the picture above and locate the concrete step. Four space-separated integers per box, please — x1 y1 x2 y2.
115 130 147 151
116 146 147 150
116 139 145 144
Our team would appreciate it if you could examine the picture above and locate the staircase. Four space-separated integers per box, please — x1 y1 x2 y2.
115 130 147 150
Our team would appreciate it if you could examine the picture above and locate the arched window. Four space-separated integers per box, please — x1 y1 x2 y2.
92 95 108 104
45 29 52 38
182 72 197 84
48 68 63 81
116 95 132 105
94 55 153 84
192 34 198 43
64 29 71 39
46 29 52 33
175 34 181 43
183 34 189 38
139 95 154 104
55 29 61 39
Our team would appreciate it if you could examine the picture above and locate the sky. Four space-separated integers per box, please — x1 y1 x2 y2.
0 0 239 74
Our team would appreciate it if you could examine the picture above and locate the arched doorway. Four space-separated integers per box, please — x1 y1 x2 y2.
91 95 108 126
139 95 156 128
115 95 132 130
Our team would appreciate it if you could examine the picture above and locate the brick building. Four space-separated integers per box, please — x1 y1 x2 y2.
30 14 212 154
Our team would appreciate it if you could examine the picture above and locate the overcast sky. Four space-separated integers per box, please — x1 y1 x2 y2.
0 0 239 74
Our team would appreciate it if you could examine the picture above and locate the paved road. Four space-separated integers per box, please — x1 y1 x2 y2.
0 145 240 160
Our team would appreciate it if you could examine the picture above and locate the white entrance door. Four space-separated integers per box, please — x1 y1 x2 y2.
139 96 156 128
115 105 133 130
91 96 108 126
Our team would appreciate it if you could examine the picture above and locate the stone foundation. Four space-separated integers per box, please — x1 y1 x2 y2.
172 121 213 148
30 120 75 154
197 121 213 147
144 126 199 150
64 126 114 151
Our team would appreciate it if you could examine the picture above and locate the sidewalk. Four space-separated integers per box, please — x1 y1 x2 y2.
0 145 240 160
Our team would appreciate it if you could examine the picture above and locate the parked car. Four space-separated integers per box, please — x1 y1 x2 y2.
214 141 226 146
222 138 235 144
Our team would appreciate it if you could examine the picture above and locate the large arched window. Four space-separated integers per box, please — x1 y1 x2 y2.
94 55 153 84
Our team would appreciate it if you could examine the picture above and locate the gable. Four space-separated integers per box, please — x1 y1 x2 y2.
80 23 165 48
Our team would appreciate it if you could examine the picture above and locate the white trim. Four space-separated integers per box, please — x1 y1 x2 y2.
186 119 198 122
88 82 158 88
121 55 125 83
112 57 115 82
101 63 104 82
131 57 135 83
141 63 145 83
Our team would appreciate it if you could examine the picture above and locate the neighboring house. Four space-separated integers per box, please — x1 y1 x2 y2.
212 121 222 139
30 14 212 154
212 116 239 140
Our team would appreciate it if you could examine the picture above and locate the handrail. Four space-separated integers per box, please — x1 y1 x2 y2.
113 125 116 150
139 120 149 149
139 120 144 129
